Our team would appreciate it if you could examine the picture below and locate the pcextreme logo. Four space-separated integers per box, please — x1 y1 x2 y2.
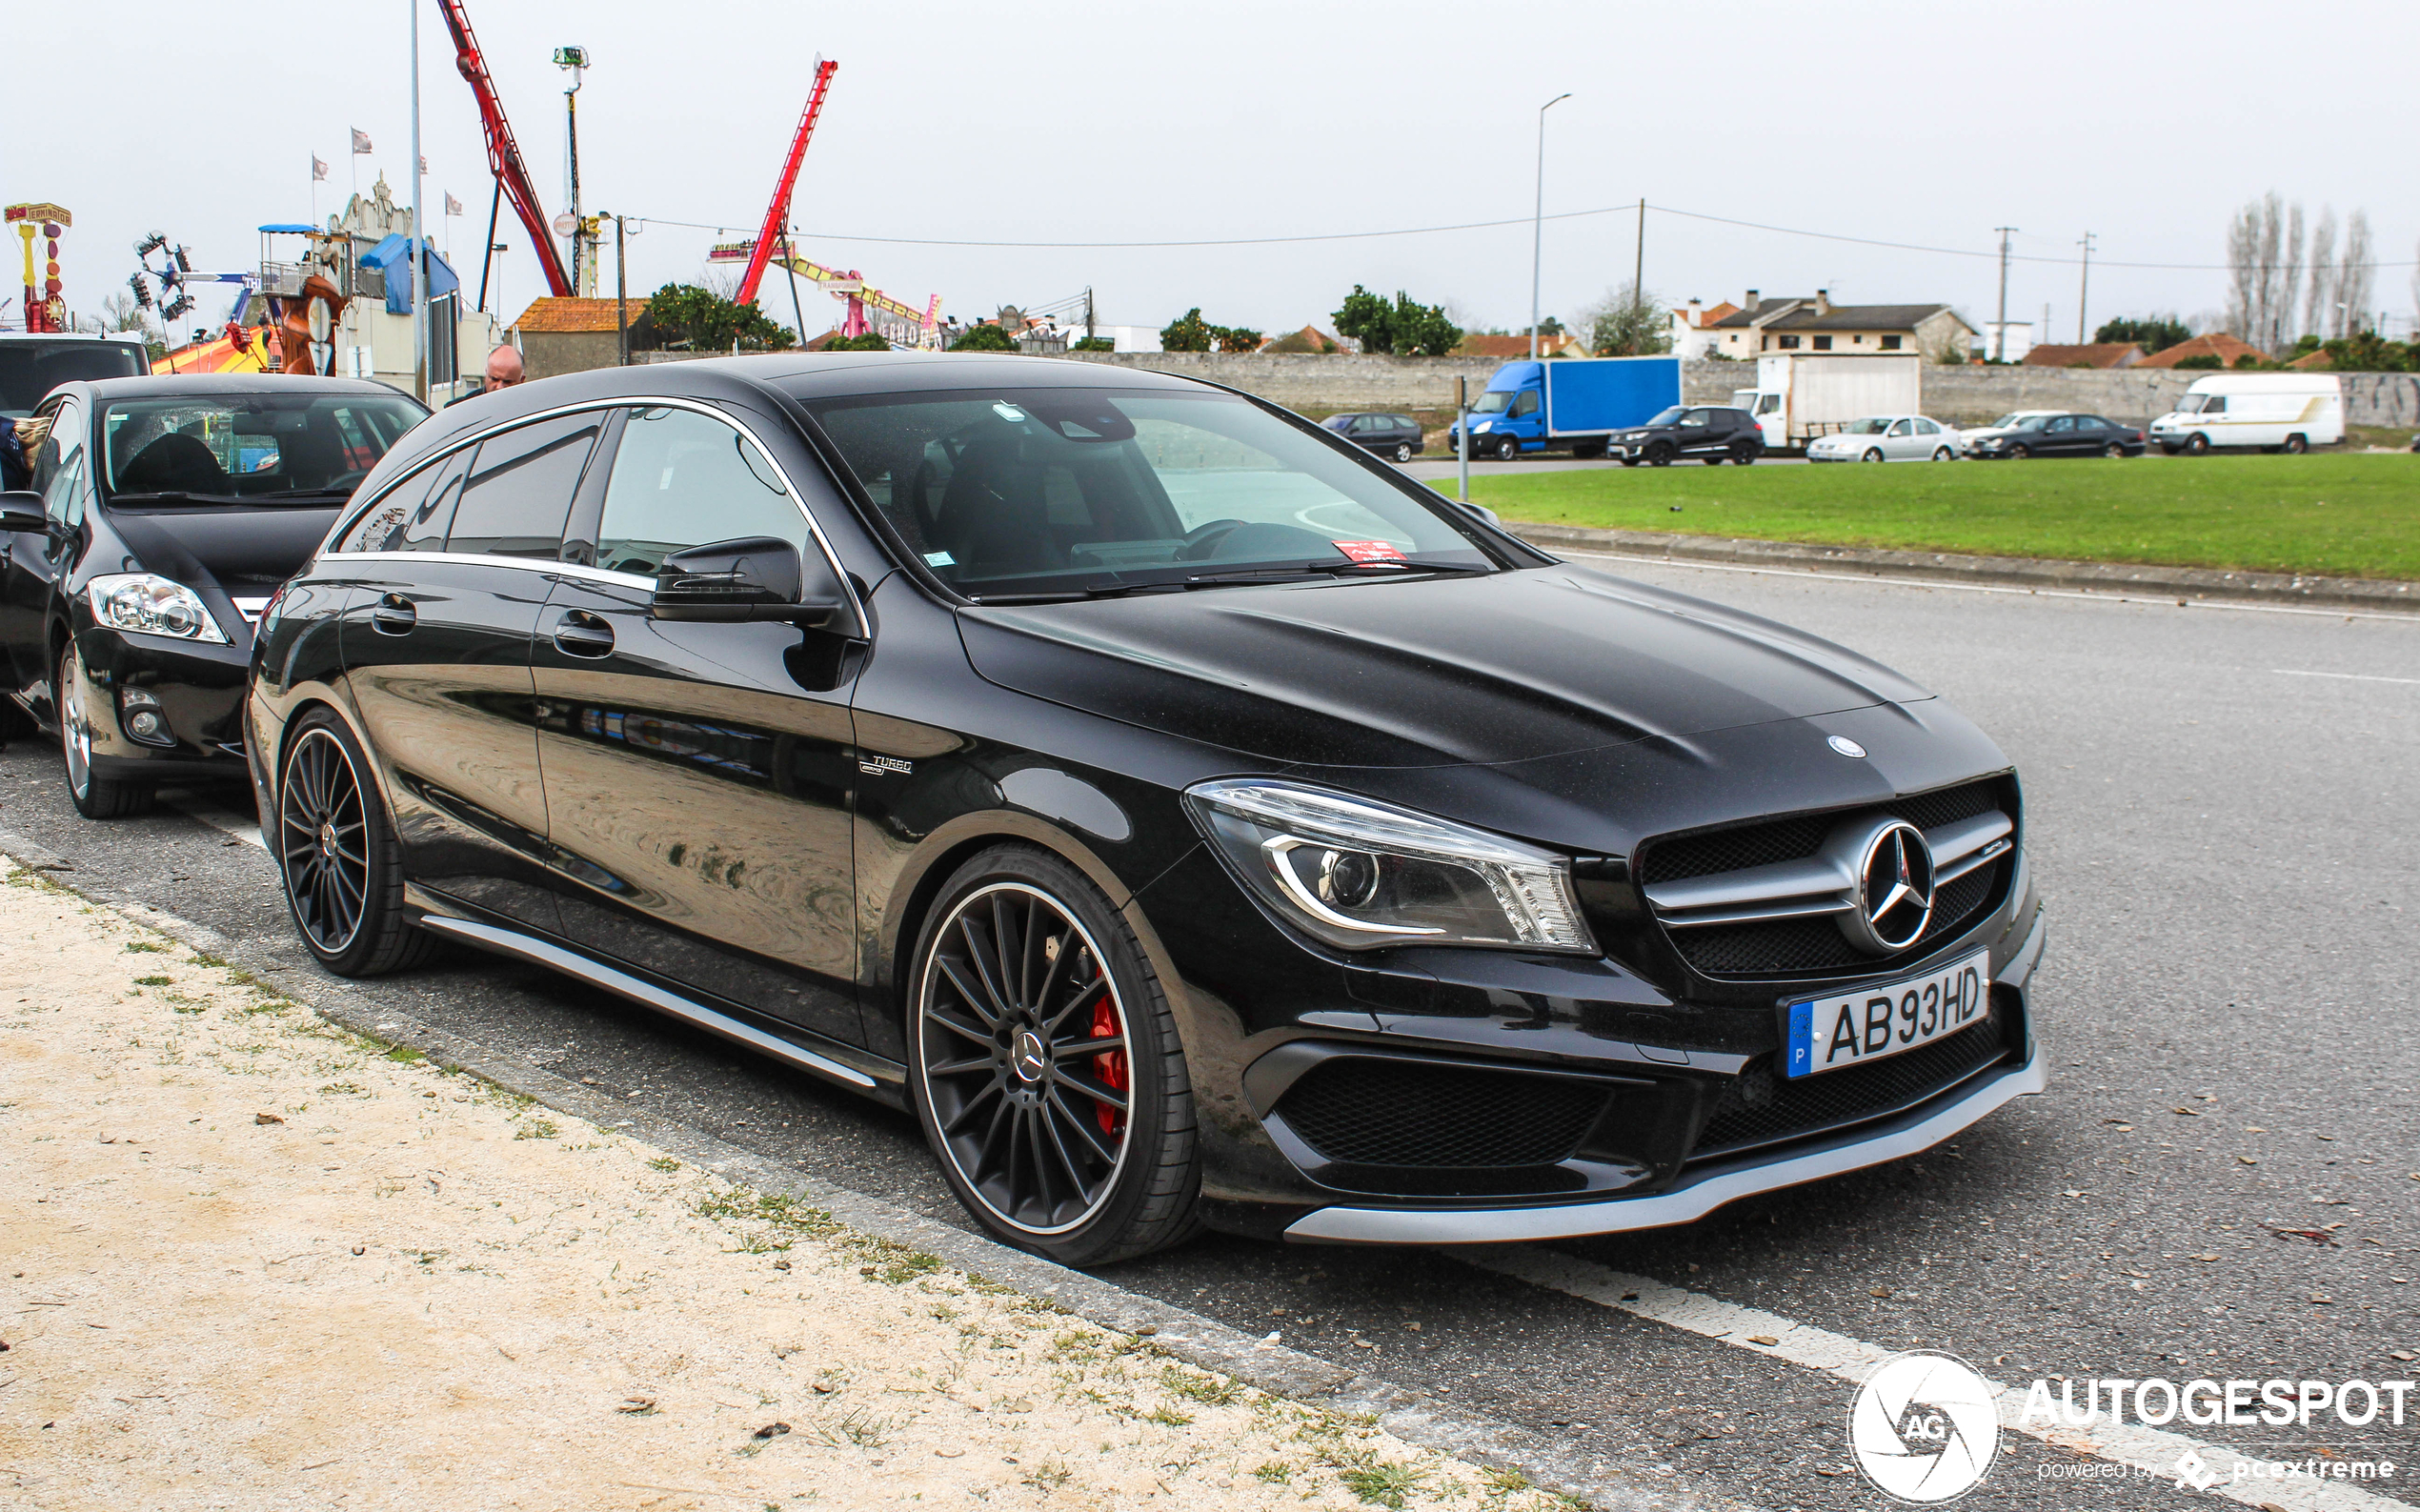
1848 1351 2001 1503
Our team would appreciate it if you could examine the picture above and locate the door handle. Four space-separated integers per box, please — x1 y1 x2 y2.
551 610 615 658
371 594 417 635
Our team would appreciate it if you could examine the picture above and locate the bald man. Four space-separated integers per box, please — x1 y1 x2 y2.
449 344 526 405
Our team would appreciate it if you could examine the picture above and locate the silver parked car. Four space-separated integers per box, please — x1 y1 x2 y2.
1805 414 1963 462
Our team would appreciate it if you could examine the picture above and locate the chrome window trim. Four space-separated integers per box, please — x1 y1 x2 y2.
320 394 866 633
329 550 655 591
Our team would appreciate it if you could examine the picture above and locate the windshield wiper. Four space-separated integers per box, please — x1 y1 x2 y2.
968 559 1491 604
110 488 353 506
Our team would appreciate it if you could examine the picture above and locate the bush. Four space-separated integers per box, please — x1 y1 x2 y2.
2095 315 2190 353
1331 285 1462 356
2174 353 2223 369
643 283 796 353
948 323 1018 353
1070 335 1114 353
826 332 889 352
2317 332 2415 372
2232 353 2265 369
1211 325 1262 353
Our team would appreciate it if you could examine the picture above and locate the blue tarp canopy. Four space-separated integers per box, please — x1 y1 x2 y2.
359 234 460 313
257 223 318 234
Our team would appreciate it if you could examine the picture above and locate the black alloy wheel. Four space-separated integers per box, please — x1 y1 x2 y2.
275 708 432 977
2104 442 2127 458
909 847 1200 1265
2008 444 2032 459
1732 445 1759 465
1493 435 1520 461
1646 442 1674 467
57 644 152 819
2186 433 2210 455
1392 442 1412 463
2283 433 2308 454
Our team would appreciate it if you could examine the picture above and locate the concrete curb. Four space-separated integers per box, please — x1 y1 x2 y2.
1508 521 2420 614
1 838 1752 1512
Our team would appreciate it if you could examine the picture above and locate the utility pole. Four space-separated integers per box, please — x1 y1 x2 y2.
1992 227 2017 362
2075 232 2094 345
555 46 590 294
1084 286 1095 344
409 0 427 402
1633 196 1645 309
611 212 628 365
1529 92 1570 361
1456 374 1470 503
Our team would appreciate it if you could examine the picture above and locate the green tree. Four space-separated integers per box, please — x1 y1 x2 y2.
826 332 890 352
1332 286 1393 352
1210 325 1263 353
2093 314 2190 353
948 322 1019 353
1582 282 1672 356
2173 353 2224 369
1329 286 1460 355
643 283 797 352
2317 331 2414 372
1159 309 1214 353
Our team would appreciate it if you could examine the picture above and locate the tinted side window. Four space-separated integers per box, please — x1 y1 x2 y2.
334 446 474 553
446 412 604 558
1510 391 1540 417
595 407 804 576
1391 414 1416 431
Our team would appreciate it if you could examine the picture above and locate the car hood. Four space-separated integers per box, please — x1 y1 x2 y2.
957 566 1932 769
97 503 340 595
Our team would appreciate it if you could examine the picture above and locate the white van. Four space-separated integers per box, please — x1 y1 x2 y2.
2147 373 2343 454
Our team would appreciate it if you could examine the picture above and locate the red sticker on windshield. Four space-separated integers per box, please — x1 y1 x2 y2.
1331 540 1406 564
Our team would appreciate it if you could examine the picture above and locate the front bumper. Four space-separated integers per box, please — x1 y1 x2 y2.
72 624 252 783
1281 905 2047 1243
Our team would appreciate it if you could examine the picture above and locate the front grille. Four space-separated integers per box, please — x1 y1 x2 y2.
1690 1017 2010 1159
1640 778 2012 978
1276 1058 1609 1169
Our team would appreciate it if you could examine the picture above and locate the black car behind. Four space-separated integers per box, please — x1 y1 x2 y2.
0 374 426 816
247 354 2044 1265
1320 411 1425 463
1609 406 1764 466
1965 412 2144 459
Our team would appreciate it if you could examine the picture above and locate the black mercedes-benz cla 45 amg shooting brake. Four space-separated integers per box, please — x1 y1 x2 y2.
247 355 2045 1265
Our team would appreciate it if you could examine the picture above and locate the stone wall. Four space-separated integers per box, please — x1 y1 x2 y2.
1049 351 2417 430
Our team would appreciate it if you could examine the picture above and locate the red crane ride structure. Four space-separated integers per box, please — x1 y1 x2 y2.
715 62 944 349
437 0 575 303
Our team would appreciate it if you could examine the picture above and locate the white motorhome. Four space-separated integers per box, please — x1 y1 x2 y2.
2147 373 2343 454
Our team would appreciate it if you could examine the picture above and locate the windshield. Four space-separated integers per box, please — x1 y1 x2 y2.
2174 393 2213 413
1843 417 1893 435
1988 412 2047 430
100 393 427 503
1642 406 1685 427
1469 391 1515 414
1 339 146 418
794 386 1495 596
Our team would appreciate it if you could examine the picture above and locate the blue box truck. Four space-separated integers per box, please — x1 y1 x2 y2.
1448 356 1683 459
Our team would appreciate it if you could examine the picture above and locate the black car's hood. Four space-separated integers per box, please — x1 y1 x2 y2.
99 503 339 595
958 566 1931 769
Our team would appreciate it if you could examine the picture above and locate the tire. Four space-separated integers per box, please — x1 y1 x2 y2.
274 706 434 977
907 845 1200 1266
1862 448 1886 463
2185 433 2209 456
2283 433 2308 454
2008 444 2032 459
1392 443 1412 463
2103 442 2127 458
1731 446 1758 465
1493 436 1519 461
58 644 153 820
1646 442 1674 467
1932 447 1955 462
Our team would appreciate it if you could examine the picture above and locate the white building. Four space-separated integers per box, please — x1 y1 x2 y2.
1974 321 2034 363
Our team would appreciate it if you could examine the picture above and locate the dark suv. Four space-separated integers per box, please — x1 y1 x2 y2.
1610 406 1764 466
1321 411 1425 463
250 355 2043 1265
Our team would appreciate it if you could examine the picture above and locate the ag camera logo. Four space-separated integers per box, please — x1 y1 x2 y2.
1849 1351 2001 1502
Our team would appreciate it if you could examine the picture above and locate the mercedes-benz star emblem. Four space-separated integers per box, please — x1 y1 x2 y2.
1826 816 1936 955
1827 735 1867 758
1011 1030 1048 1083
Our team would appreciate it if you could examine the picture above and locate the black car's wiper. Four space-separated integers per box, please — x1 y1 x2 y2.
968 559 1492 605
110 489 353 507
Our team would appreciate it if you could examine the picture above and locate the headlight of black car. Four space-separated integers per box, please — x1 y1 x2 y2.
1184 779 1595 953
87 574 231 644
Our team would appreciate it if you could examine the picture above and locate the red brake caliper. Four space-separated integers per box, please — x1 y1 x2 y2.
1090 971 1127 1139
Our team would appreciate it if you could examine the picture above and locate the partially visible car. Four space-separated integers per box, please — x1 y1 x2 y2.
1608 406 1764 466
1956 410 2063 456
1 333 150 420
1321 411 1425 463
0 374 427 814
1965 413 2144 460
1805 414 1963 463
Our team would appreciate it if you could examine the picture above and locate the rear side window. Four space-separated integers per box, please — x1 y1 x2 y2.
1391 414 1416 430
333 446 474 554
594 406 803 576
1510 391 1539 417
446 411 604 558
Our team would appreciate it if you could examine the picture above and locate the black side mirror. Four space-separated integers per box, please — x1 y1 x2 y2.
0 491 47 534
651 535 851 631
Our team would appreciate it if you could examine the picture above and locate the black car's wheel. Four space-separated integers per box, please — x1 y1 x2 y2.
2283 433 2308 454
1862 447 1886 463
908 845 1200 1265
1646 442 1674 466
57 644 152 820
1392 442 1412 463
275 708 433 977
2185 433 2210 455
2103 442 2127 458
2008 444 2033 459
1731 445 1759 465
1493 436 1519 461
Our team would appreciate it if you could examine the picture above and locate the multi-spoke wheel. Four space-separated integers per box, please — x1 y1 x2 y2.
909 846 1200 1265
274 708 432 977
58 644 152 819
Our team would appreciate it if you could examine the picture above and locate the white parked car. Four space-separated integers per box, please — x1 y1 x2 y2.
1959 410 2063 457
1805 414 1963 462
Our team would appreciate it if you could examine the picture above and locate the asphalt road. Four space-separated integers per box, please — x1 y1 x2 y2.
4 560 2414 1512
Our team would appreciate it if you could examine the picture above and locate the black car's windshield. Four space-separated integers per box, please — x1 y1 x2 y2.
794 386 1495 596
0 339 146 417
1468 391 1515 414
1642 406 1685 426
99 393 427 504
1990 412 2047 430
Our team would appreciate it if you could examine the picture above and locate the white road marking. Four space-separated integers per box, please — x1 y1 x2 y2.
2272 668 2420 685
1455 1248 2410 1512
1554 547 2420 625
167 796 266 850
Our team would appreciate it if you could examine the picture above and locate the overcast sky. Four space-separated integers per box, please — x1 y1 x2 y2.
18 0 2416 344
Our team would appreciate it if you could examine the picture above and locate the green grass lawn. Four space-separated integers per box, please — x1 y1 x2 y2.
1437 454 2420 580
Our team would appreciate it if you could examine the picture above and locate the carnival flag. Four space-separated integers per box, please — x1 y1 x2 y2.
445 192 464 216
351 128 373 154
312 155 329 182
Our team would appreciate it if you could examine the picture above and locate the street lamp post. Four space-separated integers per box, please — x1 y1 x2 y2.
408 0 427 402
1530 92 1570 361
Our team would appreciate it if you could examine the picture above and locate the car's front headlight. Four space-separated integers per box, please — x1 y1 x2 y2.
1183 779 1595 953
88 574 231 643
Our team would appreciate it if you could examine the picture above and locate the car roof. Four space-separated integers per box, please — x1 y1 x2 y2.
59 373 419 403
